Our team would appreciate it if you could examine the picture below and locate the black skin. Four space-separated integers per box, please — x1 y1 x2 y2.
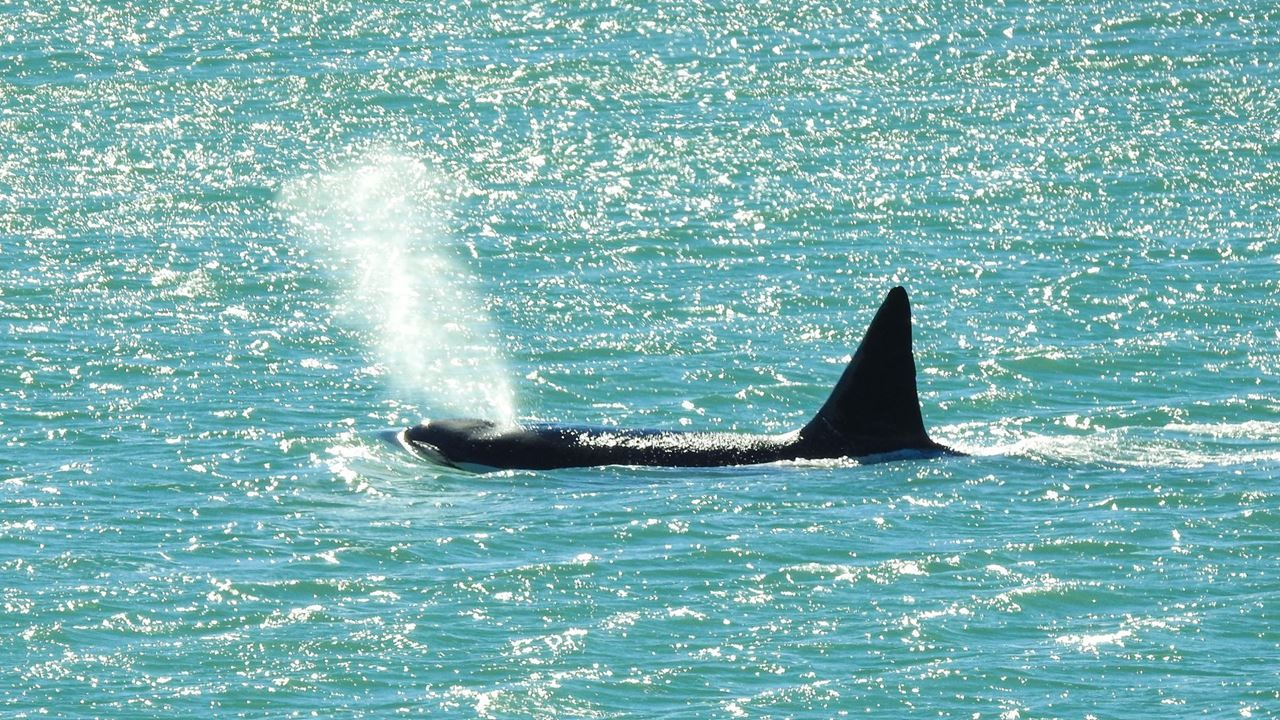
402 287 959 471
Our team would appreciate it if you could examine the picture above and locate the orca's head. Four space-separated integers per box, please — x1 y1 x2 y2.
403 418 505 463
406 418 497 444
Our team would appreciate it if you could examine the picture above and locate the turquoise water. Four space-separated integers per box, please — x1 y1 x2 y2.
3 0 1278 716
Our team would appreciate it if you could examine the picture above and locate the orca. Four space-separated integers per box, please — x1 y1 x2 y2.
398 286 958 471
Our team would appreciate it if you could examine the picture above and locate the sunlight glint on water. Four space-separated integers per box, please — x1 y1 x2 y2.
0 0 1277 717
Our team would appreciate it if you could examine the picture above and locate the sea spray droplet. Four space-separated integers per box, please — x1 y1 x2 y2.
281 151 515 424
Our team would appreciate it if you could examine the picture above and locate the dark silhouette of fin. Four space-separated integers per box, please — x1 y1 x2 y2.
800 286 949 456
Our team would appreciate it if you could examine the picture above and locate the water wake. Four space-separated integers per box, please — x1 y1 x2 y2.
948 422 1280 469
282 151 515 425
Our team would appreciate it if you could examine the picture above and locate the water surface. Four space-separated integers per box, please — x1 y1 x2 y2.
2 0 1278 716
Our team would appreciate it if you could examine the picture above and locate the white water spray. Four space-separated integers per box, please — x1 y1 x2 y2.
282 151 515 425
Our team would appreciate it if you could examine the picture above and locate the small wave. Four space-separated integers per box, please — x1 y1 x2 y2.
1164 420 1280 440
952 425 1280 469
1055 628 1132 652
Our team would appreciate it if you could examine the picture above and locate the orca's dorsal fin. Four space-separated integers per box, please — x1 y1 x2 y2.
800 286 943 456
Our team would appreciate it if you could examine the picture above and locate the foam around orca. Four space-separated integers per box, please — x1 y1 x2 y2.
400 286 958 471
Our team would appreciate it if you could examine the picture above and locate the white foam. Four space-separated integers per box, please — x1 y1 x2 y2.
960 427 1280 469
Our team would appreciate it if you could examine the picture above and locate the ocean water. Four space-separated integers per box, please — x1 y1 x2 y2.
2 0 1278 716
